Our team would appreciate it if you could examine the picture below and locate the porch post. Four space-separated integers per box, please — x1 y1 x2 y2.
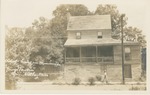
80 46 82 63
64 47 66 64
96 46 98 63
63 47 66 78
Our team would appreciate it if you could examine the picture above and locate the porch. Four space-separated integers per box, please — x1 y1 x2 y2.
65 46 114 64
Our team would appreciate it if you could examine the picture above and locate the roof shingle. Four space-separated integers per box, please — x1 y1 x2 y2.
67 15 112 30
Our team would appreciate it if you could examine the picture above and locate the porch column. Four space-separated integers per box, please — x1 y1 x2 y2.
63 47 66 79
80 46 82 63
64 47 66 64
96 46 98 63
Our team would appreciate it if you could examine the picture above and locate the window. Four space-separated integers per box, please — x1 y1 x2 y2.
125 47 131 61
66 47 80 57
124 64 132 78
98 46 113 57
98 32 102 38
76 32 81 39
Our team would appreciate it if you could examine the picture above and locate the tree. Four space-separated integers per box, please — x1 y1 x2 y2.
95 4 128 38
28 17 64 63
95 4 146 47
124 26 146 47
51 4 92 41
5 27 32 61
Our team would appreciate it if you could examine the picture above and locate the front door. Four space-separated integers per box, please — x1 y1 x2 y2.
124 64 132 78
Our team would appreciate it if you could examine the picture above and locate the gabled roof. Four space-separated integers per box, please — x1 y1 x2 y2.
64 39 139 46
67 15 112 30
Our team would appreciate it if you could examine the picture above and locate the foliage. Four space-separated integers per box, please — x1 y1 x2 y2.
129 86 140 90
95 5 127 38
88 77 95 85
51 4 92 41
72 77 81 85
95 4 146 47
48 74 60 80
124 26 146 47
26 17 64 63
95 75 102 81
6 4 146 64
5 5 146 86
5 27 32 61
29 4 92 63
5 61 33 89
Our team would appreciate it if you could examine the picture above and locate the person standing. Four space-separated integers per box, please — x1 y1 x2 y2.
102 70 108 83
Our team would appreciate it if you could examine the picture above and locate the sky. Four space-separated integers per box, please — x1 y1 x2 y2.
2 0 150 36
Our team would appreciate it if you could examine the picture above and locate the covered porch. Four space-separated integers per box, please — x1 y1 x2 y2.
65 46 114 64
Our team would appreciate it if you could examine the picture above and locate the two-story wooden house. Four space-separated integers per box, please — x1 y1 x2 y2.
64 15 141 82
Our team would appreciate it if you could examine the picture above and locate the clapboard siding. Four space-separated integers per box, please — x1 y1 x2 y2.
113 45 141 64
68 29 111 39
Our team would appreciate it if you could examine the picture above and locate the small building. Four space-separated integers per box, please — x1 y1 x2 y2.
64 15 141 82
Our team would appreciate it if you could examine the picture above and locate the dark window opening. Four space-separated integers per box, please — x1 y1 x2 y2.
66 47 79 57
76 32 81 39
81 47 96 57
125 47 131 61
98 32 102 39
125 53 131 60
98 46 113 57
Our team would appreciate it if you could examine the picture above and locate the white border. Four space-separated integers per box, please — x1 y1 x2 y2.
1 0 150 94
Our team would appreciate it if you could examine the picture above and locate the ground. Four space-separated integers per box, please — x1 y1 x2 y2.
16 82 146 91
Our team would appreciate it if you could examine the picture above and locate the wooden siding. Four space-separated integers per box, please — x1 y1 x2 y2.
125 45 141 64
113 45 141 64
68 29 111 39
113 45 122 64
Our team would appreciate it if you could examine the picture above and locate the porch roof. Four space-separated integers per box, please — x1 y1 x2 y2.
64 38 139 46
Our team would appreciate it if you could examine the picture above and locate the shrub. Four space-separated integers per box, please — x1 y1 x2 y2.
72 78 81 85
88 77 95 85
129 86 140 90
23 76 43 82
48 74 59 80
95 75 102 81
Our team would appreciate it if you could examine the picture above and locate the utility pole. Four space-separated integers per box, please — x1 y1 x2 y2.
121 14 125 84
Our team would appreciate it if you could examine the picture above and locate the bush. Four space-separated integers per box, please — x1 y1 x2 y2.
88 77 95 85
72 78 81 85
23 76 43 82
95 75 102 81
48 74 59 80
129 86 140 90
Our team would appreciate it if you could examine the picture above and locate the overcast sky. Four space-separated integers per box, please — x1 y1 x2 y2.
2 0 150 35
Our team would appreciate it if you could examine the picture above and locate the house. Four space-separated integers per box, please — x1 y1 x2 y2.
64 15 141 82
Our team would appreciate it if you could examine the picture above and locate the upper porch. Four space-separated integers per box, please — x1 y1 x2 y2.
64 39 139 64
65 46 114 64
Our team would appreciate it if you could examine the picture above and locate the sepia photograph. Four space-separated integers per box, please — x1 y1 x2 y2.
0 0 150 94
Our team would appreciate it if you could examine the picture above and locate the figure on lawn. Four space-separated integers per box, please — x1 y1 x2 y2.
102 69 108 84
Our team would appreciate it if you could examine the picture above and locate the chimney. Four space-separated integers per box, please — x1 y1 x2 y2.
66 8 71 21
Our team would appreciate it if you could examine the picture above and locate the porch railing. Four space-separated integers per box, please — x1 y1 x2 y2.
81 57 96 62
66 57 113 63
66 57 80 62
97 57 113 62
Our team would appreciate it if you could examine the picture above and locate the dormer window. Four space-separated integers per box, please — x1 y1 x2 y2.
76 32 81 39
98 32 102 38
